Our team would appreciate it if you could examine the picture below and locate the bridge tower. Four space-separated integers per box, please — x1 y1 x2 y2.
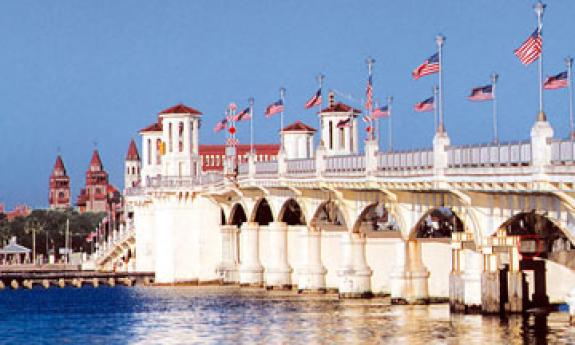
159 104 202 177
281 121 316 159
319 91 360 155
48 155 71 209
125 139 141 189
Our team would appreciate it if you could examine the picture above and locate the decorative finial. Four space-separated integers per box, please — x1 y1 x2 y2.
366 57 375 74
248 97 254 106
566 56 573 68
491 73 499 84
436 34 445 47
534 1 545 19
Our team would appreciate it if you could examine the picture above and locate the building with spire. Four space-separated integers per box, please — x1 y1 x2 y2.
76 150 122 216
48 155 71 209
125 139 141 189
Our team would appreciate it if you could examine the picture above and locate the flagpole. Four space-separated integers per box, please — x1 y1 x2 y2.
317 73 325 146
433 85 438 132
491 73 499 144
249 97 254 154
436 34 445 133
388 96 393 152
567 56 574 140
534 1 546 121
280 88 286 151
366 57 375 141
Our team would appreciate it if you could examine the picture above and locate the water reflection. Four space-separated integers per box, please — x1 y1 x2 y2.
0 287 574 344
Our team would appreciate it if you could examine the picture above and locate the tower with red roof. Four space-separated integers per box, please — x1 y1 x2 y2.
125 139 141 189
77 150 110 213
48 155 71 209
319 91 361 155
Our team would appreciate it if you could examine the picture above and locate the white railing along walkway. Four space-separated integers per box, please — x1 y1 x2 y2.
447 141 531 168
551 140 575 165
377 149 433 171
325 155 366 175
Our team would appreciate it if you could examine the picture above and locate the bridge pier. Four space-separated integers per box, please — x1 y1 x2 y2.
216 225 239 284
239 222 264 286
390 240 429 304
337 232 372 298
264 222 292 289
296 228 326 293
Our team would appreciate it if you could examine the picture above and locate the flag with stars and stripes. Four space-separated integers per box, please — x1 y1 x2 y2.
468 85 494 101
414 96 434 112
365 75 373 110
412 53 439 80
372 105 390 118
544 71 568 90
514 29 542 65
304 89 322 109
265 99 284 118
233 107 251 121
214 118 228 132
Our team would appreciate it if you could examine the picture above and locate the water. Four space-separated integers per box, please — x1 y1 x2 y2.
0 286 575 344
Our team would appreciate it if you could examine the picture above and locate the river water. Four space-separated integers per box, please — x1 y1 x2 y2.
0 286 574 344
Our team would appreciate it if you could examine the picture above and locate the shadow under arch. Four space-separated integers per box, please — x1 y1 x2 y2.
229 203 247 227
497 210 574 261
311 200 347 231
251 198 274 226
278 198 307 226
410 207 465 240
352 202 400 234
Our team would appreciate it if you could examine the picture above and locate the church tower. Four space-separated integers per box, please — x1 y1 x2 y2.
125 139 141 189
49 155 71 209
85 150 109 212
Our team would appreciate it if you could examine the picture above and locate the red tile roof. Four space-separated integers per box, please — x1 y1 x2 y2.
53 155 66 173
139 122 163 133
126 139 140 161
90 150 103 168
281 120 316 133
321 102 362 114
159 103 202 116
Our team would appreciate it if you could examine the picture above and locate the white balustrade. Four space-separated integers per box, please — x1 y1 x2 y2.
447 141 531 168
255 161 278 175
238 162 249 176
324 155 366 175
286 158 316 176
377 149 433 171
551 140 575 164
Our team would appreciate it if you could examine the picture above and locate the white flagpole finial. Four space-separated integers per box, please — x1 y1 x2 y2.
535 1 546 121
436 35 446 133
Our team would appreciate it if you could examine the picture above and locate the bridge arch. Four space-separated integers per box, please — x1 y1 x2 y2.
250 198 274 226
409 207 466 240
229 203 248 227
278 198 307 226
311 200 348 231
352 202 401 234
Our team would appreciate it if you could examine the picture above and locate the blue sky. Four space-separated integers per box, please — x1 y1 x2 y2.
1 1 574 209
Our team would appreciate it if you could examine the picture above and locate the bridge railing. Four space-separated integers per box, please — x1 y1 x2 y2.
447 141 531 168
551 139 575 165
377 149 433 171
238 162 249 176
255 161 278 175
286 158 316 176
146 172 224 189
325 155 366 176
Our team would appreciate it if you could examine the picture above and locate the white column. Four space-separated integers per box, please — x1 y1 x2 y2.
216 225 239 283
183 120 190 156
462 249 483 310
337 232 372 298
296 228 326 292
264 222 292 288
390 240 430 303
192 119 199 155
239 222 263 286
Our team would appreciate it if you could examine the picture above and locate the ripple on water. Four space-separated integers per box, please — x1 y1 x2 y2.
0 287 574 344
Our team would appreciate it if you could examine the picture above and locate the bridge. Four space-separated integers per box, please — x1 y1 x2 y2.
92 101 575 317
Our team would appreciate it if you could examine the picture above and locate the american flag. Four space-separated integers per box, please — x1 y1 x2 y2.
265 99 284 118
468 85 494 101
336 117 352 128
304 89 322 109
233 107 251 121
412 53 440 80
214 118 228 132
365 75 373 110
414 97 435 112
514 29 542 65
544 71 568 90
372 105 390 118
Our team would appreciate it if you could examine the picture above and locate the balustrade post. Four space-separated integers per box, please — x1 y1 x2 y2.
315 146 326 177
248 152 256 179
530 120 554 175
364 139 379 174
433 131 451 176
277 150 287 177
